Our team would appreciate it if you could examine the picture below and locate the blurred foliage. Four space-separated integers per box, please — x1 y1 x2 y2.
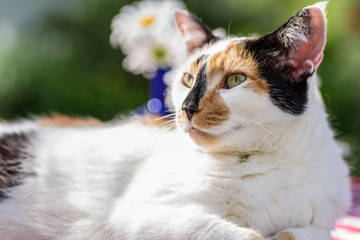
0 0 359 175
0 0 149 120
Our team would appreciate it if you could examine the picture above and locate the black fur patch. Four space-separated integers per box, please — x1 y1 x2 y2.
0 132 33 197
244 9 312 115
182 63 208 119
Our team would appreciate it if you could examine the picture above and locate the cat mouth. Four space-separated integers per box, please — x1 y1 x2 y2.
184 122 212 136
187 127 219 146
186 124 242 147
187 124 242 138
183 119 242 141
188 127 212 137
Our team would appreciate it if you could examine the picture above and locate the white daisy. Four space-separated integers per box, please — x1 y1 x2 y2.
122 30 186 74
110 0 186 75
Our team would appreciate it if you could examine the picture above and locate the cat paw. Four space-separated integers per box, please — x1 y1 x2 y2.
265 232 295 240
234 228 264 240
275 232 295 240
244 231 263 240
268 225 332 240
208 221 264 240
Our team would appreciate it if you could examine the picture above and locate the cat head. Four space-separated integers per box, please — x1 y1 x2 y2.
171 2 327 150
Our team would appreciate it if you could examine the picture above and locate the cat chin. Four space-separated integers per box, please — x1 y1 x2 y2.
188 127 221 148
187 125 242 149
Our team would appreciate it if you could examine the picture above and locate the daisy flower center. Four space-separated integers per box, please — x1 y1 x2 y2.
139 15 156 28
152 45 167 65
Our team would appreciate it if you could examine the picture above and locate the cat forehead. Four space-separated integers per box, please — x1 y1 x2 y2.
188 37 258 74
189 37 245 63
185 37 268 94
202 38 239 56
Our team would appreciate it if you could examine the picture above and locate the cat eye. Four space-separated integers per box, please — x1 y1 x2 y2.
182 73 195 88
225 73 247 89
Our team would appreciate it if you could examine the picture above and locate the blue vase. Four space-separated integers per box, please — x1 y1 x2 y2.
134 67 170 116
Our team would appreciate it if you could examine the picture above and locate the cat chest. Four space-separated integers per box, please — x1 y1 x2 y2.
193 175 314 236
138 153 315 236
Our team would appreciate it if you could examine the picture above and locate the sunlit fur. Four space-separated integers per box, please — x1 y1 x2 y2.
0 2 351 240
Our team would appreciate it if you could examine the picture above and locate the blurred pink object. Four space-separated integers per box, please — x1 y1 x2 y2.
332 178 360 240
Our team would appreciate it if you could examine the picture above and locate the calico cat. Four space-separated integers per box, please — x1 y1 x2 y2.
0 2 351 240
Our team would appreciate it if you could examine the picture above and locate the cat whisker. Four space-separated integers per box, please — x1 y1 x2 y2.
231 116 275 134
155 113 176 121
249 120 273 134
158 119 177 130
222 125 246 142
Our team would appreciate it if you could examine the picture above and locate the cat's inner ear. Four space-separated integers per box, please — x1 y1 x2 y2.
268 2 327 81
173 10 216 54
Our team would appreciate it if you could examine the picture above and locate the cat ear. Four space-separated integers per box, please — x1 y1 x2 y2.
264 2 327 81
174 10 216 54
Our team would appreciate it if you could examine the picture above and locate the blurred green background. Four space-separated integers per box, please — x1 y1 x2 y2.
0 0 359 175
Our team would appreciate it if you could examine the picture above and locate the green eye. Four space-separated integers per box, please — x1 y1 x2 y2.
225 73 247 89
182 73 195 88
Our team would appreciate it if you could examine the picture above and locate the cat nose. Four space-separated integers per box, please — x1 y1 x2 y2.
181 102 199 120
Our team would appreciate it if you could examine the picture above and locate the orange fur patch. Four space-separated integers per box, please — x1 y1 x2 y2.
207 41 269 94
276 232 296 240
190 55 206 75
192 89 230 130
38 114 101 127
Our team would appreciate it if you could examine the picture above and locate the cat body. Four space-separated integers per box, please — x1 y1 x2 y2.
0 109 350 240
0 2 351 240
